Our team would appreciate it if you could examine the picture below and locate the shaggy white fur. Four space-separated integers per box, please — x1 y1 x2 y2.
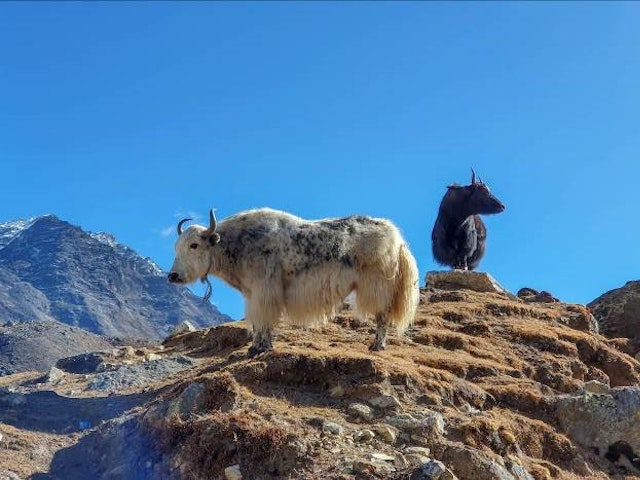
169 208 419 356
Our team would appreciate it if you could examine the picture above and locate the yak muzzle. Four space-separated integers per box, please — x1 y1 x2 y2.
168 272 182 283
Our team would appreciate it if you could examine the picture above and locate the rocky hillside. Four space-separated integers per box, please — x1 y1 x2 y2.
1 280 639 480
0 320 113 376
0 215 230 339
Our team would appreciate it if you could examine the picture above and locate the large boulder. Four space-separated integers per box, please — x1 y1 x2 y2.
425 270 514 298
588 281 640 355
555 387 640 470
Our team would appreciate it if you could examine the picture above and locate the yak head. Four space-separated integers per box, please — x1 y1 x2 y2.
168 210 220 285
444 169 505 216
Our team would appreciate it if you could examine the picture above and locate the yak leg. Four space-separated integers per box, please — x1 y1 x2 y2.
248 329 273 358
453 253 469 270
369 313 389 351
461 257 469 270
245 290 281 358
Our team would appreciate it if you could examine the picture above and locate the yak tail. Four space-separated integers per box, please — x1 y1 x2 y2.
388 243 420 334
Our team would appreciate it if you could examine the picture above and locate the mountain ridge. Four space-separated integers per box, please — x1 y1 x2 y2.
0 214 230 341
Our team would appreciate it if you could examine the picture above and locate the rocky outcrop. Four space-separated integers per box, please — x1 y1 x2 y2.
555 387 640 471
425 270 514 297
588 281 640 356
517 287 560 303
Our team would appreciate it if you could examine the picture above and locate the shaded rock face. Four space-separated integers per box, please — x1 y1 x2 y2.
588 281 640 355
555 387 640 470
0 215 230 339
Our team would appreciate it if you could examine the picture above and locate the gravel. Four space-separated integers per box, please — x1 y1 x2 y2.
88 355 200 392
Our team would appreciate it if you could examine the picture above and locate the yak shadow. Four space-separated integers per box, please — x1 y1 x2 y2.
0 388 155 434
29 413 162 480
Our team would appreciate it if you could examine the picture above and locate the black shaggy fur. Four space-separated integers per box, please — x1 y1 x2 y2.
431 170 505 270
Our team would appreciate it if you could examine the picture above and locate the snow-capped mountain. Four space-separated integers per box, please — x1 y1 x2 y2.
0 214 231 339
0 217 37 248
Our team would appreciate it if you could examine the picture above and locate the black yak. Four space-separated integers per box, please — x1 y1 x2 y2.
431 169 505 271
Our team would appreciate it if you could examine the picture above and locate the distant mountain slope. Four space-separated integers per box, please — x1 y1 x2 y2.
0 267 55 323
0 320 113 375
0 215 230 339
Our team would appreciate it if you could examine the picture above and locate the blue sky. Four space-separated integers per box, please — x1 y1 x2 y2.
2 2 639 320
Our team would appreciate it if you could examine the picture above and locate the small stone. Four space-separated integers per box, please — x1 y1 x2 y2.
353 460 376 474
372 452 395 462
372 424 399 443
405 453 431 467
387 411 446 436
583 380 610 394
354 429 375 442
405 446 431 456
170 320 197 337
164 383 207 419
417 411 446 436
349 403 374 421
353 459 396 475
322 420 344 435
410 434 431 446
459 403 481 415
45 366 65 384
224 464 242 480
506 459 535 480
414 459 448 479
385 413 419 430
145 353 162 362
394 453 410 469
369 394 402 410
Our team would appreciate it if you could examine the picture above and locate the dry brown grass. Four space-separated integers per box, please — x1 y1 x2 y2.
3 287 639 479
135 288 640 479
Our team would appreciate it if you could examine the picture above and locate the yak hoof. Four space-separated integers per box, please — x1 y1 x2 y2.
247 345 272 358
369 342 386 352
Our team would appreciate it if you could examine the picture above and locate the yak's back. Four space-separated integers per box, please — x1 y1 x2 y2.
217 208 402 272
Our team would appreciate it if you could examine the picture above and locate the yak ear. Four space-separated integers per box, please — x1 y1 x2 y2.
208 233 221 245
200 232 221 245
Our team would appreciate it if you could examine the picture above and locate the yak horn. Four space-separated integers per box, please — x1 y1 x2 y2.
209 209 217 231
471 168 477 184
177 218 192 236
